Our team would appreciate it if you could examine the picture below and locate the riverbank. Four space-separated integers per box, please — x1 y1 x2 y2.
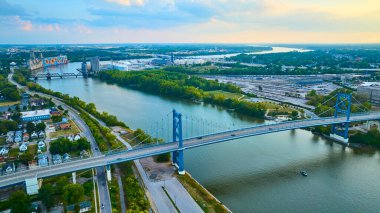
177 172 231 213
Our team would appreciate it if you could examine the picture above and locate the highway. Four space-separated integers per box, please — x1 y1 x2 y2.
1 111 380 188
8 69 112 213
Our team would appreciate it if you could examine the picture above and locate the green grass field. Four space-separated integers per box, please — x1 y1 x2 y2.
205 90 244 99
0 101 20 107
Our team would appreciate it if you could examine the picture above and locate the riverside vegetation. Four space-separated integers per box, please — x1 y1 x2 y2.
98 70 267 118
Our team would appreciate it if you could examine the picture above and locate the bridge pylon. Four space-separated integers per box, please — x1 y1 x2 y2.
330 93 352 143
172 109 185 175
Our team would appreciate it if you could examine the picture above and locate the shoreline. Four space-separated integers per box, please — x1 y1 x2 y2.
182 172 232 213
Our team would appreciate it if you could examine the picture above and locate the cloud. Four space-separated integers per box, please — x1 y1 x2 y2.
1 0 380 43
105 0 145 6
13 16 33 31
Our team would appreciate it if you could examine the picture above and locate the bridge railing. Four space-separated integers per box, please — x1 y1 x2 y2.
0 154 103 178
182 112 380 141
105 141 177 156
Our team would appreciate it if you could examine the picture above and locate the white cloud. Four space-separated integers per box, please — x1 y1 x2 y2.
105 0 145 6
13 16 33 31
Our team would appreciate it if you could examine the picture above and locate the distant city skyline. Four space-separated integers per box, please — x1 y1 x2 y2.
0 0 379 44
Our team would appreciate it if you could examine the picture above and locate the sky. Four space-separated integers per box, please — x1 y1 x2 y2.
0 0 380 44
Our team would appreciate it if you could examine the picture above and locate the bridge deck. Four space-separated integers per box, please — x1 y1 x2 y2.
1 112 379 188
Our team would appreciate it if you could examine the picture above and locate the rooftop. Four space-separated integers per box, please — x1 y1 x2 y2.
21 109 50 118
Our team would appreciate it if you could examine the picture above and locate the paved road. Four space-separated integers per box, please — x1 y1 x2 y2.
8 69 111 213
115 167 126 213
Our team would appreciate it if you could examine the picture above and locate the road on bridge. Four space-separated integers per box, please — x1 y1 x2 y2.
1 110 379 189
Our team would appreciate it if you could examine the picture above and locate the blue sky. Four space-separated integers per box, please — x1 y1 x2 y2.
1 0 379 44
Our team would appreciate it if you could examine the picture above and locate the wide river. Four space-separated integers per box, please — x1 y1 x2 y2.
36 49 380 212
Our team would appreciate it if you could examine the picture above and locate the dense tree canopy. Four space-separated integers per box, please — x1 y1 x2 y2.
9 191 31 213
63 184 84 205
39 184 55 210
49 137 90 155
0 120 17 134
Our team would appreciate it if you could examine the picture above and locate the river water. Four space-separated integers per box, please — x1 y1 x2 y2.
36 50 380 212
183 46 311 59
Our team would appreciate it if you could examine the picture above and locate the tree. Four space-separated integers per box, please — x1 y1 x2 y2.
63 184 84 205
19 152 34 164
56 176 68 192
0 120 17 134
36 122 46 132
26 122 36 134
52 115 63 123
9 190 31 213
291 110 298 117
39 184 55 210
10 112 21 122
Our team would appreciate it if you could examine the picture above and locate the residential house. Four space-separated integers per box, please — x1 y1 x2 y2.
74 134 81 141
52 154 62 164
19 143 28 152
62 153 71 162
28 160 38 169
50 111 62 116
6 131 14 138
38 131 45 138
38 154 48 167
22 132 30 142
37 141 45 150
66 201 92 213
29 98 45 107
31 131 38 139
80 150 90 158
1 112 11 120
0 147 9 155
6 135 13 143
59 123 71 130
2 162 15 175
14 131 22 143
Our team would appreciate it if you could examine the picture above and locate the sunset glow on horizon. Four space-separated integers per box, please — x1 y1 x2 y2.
0 0 379 44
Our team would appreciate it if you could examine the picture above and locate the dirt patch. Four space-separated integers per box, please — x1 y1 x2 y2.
140 157 176 181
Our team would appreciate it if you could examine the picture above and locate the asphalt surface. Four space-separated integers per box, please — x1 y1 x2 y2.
8 69 111 213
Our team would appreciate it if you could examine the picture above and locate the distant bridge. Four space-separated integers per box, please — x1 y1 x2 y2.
0 94 379 188
30 72 84 80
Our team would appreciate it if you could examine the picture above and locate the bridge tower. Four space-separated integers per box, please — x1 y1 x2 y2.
330 93 352 143
172 109 185 175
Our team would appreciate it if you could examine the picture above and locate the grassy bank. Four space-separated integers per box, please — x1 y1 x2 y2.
177 173 230 213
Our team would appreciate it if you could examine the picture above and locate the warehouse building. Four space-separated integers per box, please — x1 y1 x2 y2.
21 109 51 122
357 84 380 106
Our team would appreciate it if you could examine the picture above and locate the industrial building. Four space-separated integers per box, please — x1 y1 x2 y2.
21 109 51 122
357 84 380 106
90 56 100 73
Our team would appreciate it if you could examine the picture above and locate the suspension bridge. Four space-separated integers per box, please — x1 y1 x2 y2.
0 93 379 188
